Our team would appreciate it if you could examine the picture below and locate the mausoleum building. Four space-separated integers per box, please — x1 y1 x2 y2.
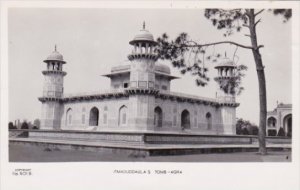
266 103 292 137
39 24 239 135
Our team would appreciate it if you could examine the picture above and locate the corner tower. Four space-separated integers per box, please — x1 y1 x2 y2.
214 57 237 102
214 57 238 134
38 46 66 130
127 22 159 130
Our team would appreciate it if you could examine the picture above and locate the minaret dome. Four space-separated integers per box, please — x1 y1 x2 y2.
43 45 66 64
129 22 157 46
214 57 236 78
128 22 158 61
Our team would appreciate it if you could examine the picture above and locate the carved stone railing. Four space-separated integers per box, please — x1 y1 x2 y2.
158 90 239 107
111 65 130 73
159 90 217 102
63 89 126 98
62 89 128 102
42 70 67 76
60 88 238 107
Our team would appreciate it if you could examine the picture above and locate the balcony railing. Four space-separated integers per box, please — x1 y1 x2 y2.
63 88 126 98
61 88 237 106
159 90 218 103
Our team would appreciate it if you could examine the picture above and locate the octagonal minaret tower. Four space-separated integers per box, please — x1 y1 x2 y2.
128 22 158 89
127 22 159 130
214 56 237 102
214 57 238 134
38 46 66 130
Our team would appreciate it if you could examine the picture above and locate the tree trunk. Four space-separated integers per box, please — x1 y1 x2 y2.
248 9 267 155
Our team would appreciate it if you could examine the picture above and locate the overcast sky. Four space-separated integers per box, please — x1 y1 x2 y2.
8 8 291 125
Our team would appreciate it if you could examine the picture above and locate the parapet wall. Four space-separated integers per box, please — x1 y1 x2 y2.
9 129 291 145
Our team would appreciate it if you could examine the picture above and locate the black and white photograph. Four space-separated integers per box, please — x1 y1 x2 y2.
1 1 299 190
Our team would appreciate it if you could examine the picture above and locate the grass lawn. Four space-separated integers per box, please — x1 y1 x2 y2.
9 143 291 162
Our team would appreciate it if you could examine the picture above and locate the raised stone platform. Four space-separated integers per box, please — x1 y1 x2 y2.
9 129 291 156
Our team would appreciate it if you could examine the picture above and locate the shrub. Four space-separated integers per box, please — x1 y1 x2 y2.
268 129 277 136
8 122 17 129
21 121 29 129
236 125 242 135
241 127 249 135
249 126 259 135
236 118 257 135
32 126 39 130
277 127 286 137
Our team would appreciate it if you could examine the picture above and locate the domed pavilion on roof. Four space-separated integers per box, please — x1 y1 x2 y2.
38 23 239 135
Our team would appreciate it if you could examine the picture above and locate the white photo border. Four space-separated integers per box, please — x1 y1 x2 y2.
1 1 299 190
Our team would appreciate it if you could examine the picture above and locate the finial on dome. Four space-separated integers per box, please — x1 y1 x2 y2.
143 21 145 30
54 44 57 52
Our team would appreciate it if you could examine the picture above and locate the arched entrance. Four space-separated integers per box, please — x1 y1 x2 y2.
206 112 212 130
66 108 72 126
267 117 277 127
181 110 190 129
118 105 128 127
89 107 99 126
283 114 292 137
154 106 163 127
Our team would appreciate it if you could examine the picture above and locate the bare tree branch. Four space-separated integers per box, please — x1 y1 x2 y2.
255 9 265 17
257 45 264 50
187 40 254 50
255 18 262 27
233 45 239 61
242 24 250 28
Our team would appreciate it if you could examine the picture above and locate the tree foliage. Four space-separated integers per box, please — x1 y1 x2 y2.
272 9 292 22
205 9 291 36
156 8 291 154
204 9 249 37
214 64 248 95
156 32 247 94
156 9 291 95
156 32 210 87
236 118 259 135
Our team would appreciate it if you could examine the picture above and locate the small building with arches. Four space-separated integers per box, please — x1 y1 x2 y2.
266 103 292 137
38 23 239 135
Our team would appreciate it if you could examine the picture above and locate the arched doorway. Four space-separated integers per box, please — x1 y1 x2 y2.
283 114 292 137
181 110 190 129
154 106 163 127
118 105 128 126
206 112 212 130
89 107 99 126
66 108 72 126
267 117 277 127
